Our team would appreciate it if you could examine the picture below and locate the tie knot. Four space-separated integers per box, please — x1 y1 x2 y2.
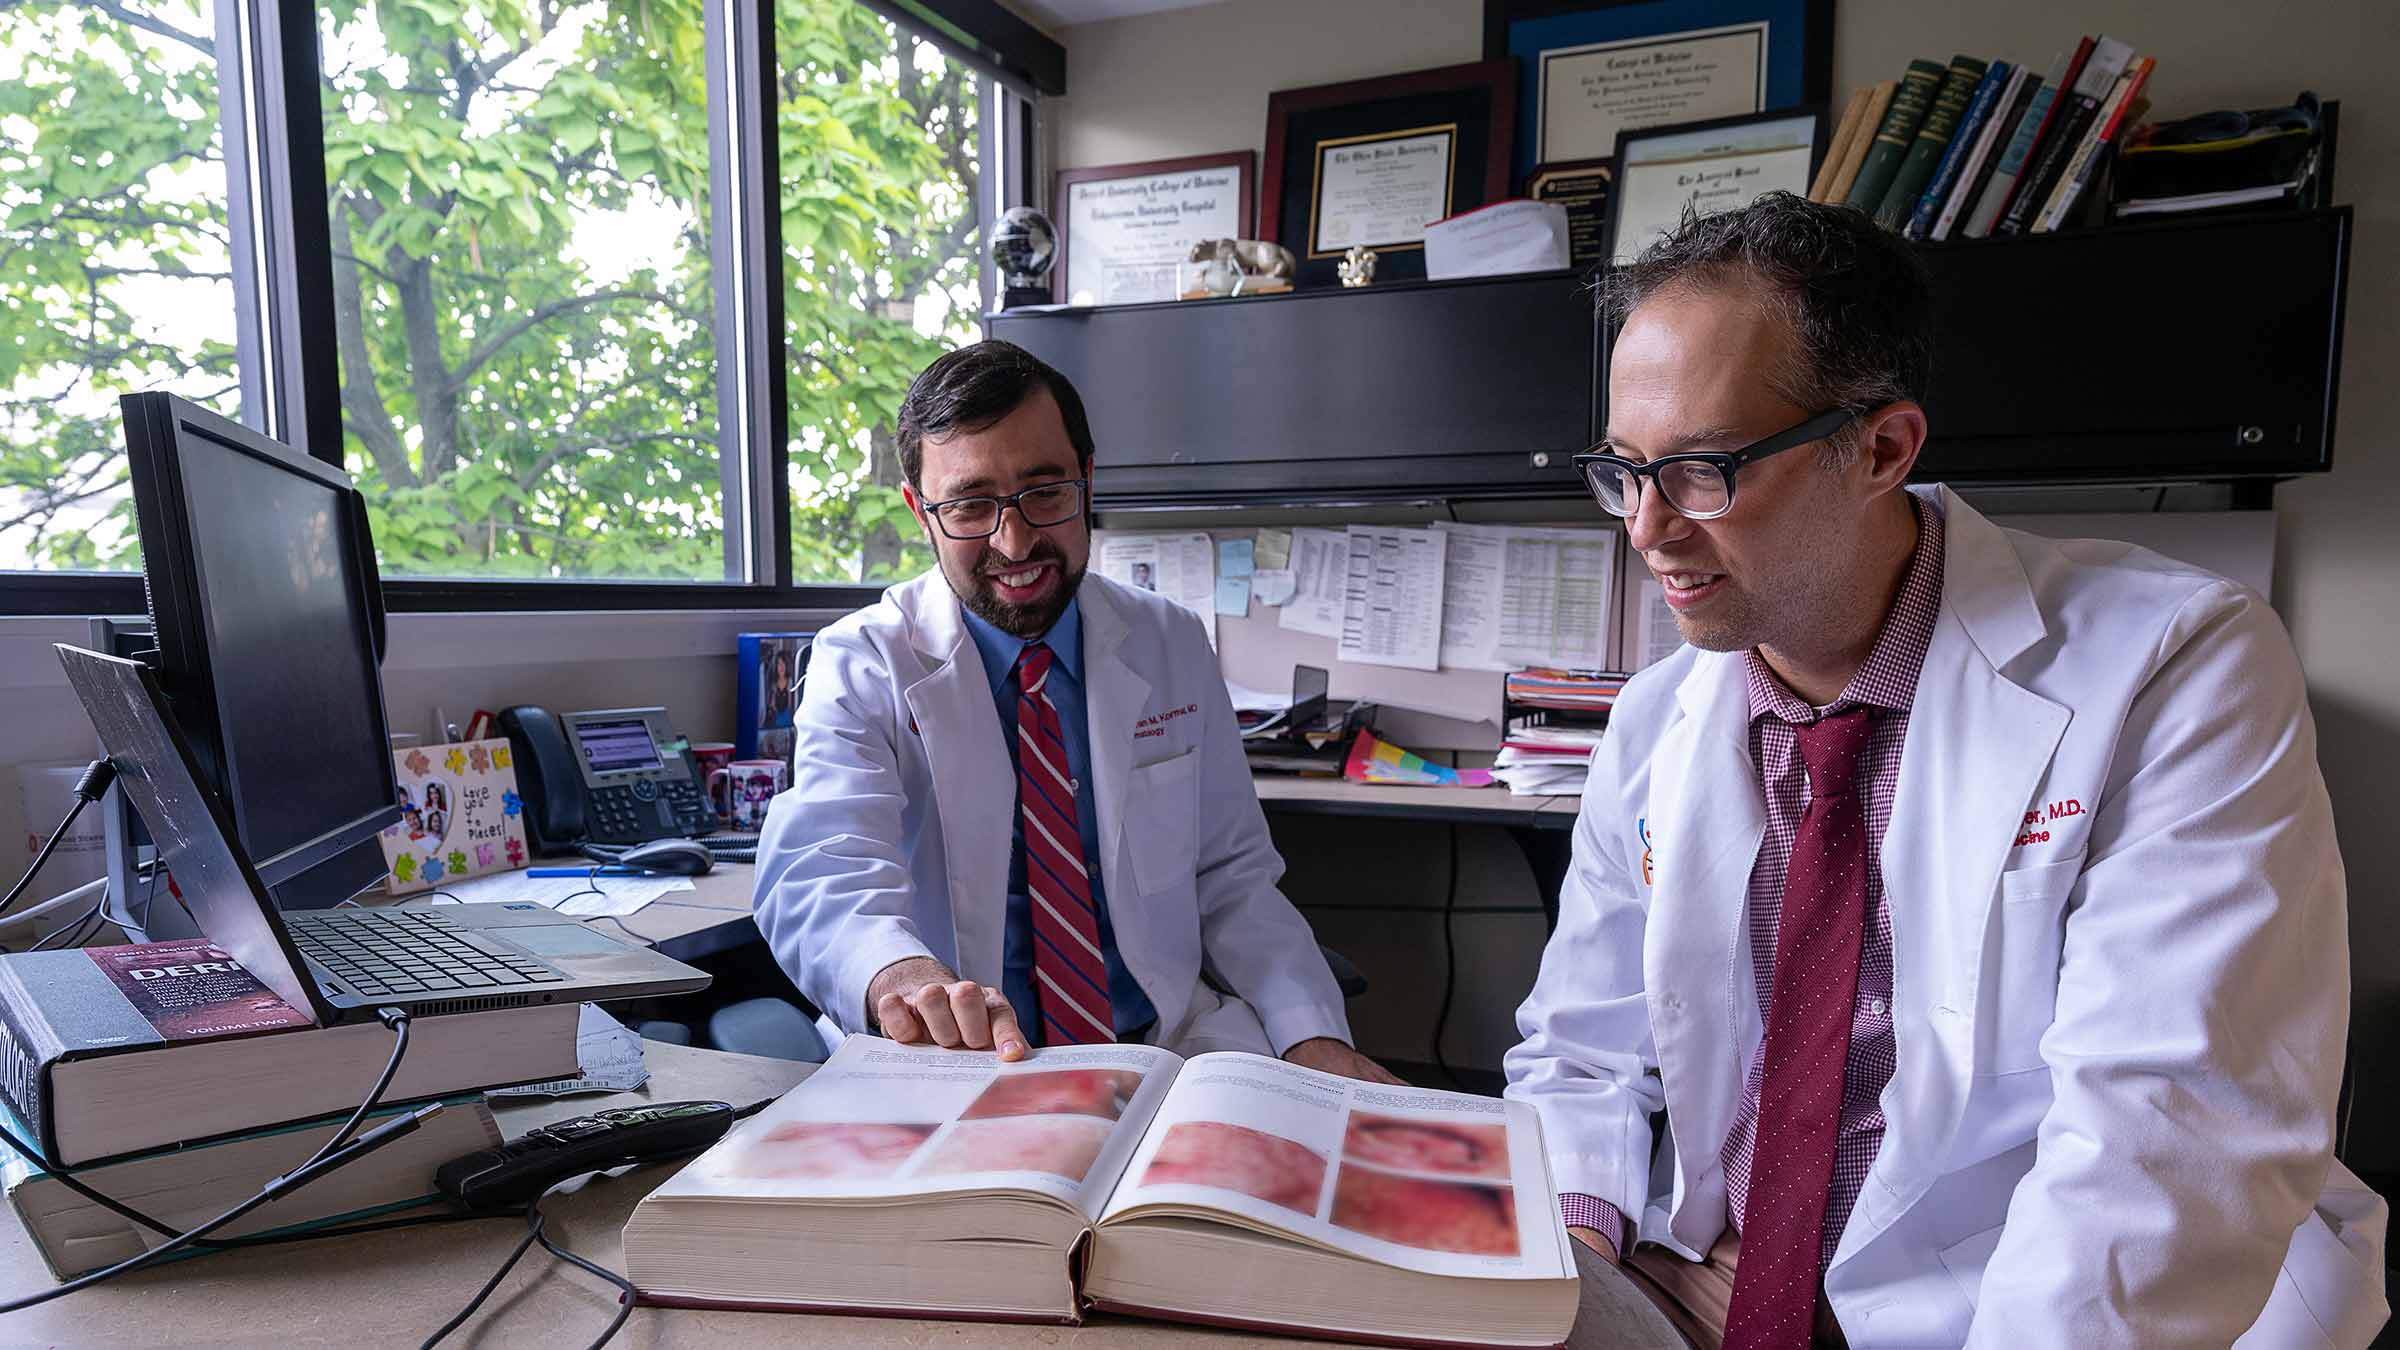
1015 642 1054 693
1793 707 1875 797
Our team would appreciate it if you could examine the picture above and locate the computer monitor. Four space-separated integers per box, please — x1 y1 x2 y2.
119 392 399 907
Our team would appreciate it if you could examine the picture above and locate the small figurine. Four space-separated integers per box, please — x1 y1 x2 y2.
1338 245 1378 288
1185 238 1297 297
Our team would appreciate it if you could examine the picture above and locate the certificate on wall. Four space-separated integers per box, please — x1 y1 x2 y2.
1054 152 1253 306
1605 109 1820 264
1537 23 1768 164
1307 125 1457 258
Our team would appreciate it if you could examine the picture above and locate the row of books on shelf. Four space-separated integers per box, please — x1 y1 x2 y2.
1810 36 2159 240
0 937 585 1279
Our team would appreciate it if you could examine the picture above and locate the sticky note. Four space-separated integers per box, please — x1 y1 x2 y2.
1218 537 1254 578
1214 575 1252 617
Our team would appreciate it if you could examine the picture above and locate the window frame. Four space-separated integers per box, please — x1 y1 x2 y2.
0 0 1050 617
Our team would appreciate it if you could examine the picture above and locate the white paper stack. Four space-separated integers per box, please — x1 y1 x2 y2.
1493 724 1605 796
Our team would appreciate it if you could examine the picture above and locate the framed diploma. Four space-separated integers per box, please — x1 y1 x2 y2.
1603 107 1824 265
1052 152 1254 306
1261 60 1515 289
1482 0 1834 186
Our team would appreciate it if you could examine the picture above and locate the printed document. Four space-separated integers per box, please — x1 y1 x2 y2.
1338 526 1447 672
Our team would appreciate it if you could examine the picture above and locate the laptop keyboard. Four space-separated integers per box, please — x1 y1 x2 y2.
286 909 567 997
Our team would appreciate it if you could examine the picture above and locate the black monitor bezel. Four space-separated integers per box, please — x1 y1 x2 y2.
120 392 400 889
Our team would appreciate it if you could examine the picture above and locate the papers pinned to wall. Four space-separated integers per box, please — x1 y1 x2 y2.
1337 525 1447 672
1276 527 1349 639
1096 531 1218 648
1432 523 1616 672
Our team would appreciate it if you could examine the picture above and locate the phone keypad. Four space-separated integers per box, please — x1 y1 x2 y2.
588 780 716 842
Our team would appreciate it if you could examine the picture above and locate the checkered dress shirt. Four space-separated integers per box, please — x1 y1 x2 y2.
1563 497 1944 1271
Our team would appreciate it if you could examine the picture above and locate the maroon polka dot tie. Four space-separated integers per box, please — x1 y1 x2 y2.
1723 707 1877 1350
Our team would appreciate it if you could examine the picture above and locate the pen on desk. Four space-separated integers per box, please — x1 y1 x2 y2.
526 866 638 877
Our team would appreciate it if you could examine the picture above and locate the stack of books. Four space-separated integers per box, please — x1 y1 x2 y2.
1502 669 1625 712
1810 36 2158 239
0 937 581 1279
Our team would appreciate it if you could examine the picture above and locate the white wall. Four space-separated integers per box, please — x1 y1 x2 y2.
1047 0 2400 1154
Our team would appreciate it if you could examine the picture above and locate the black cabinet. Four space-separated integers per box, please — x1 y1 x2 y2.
990 208 2351 505
990 271 1596 505
1912 207 2350 483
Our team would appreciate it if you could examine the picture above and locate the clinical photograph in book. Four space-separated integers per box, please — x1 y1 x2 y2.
1343 1110 1511 1179
718 1121 939 1181
959 1067 1144 1121
1138 1119 1328 1214
1332 1163 1521 1256
922 1114 1116 1183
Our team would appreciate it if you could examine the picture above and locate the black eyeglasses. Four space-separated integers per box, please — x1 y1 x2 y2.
1572 407 1856 521
920 478 1089 540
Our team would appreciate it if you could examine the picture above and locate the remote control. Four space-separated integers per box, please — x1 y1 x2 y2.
436 1100 736 1211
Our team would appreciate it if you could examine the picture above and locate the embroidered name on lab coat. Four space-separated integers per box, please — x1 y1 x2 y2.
2013 796 2086 847
1134 704 1199 740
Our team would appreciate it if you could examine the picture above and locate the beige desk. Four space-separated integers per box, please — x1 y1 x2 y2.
0 1041 1375 1349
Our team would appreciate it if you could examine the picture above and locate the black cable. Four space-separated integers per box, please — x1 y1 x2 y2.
0 761 113 919
1432 822 1464 1090
0 1102 442 1313
29 895 108 952
418 1206 548 1349
300 1008 413 1169
532 1200 636 1350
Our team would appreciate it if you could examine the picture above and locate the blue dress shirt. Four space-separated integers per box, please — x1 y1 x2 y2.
960 598 1158 1045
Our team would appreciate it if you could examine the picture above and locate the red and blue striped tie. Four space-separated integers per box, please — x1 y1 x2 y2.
1014 643 1115 1045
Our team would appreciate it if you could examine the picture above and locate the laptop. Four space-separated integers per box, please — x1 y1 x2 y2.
56 644 710 1025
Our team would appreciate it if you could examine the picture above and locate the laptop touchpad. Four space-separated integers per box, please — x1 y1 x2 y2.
506 924 636 957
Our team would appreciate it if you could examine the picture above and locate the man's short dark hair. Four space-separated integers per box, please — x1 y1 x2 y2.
1602 193 1933 462
896 339 1096 489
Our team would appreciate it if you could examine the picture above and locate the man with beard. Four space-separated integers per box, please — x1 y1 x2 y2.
754 341 1392 1080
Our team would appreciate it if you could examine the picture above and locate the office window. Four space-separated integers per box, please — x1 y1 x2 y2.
778 0 985 585
0 0 239 571
320 0 730 581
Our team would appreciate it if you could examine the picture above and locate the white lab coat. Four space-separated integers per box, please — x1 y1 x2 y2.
1508 486 2388 1348
752 569 1351 1060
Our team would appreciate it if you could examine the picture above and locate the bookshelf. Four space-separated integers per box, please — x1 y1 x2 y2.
989 206 2352 509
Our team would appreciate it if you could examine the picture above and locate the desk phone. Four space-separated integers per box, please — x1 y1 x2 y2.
500 705 717 854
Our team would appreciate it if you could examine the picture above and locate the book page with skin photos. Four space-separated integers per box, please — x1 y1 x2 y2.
1100 1053 1571 1282
652 1037 1179 1221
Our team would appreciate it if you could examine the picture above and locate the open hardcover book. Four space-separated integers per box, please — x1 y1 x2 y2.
624 1036 1578 1348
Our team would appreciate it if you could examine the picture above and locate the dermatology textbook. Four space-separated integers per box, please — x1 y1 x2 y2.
0 939 578 1168
622 1036 1578 1348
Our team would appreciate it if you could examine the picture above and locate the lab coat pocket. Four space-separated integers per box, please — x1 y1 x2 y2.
1985 859 2078 1075
1125 749 1200 896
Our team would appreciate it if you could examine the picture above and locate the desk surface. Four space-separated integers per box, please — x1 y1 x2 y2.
1252 774 1580 830
0 1041 1383 1348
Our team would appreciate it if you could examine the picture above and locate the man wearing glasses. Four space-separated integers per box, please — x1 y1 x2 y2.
754 340 1392 1081
1511 195 2384 1348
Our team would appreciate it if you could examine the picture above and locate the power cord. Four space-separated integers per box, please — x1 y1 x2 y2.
0 760 116 920
426 1181 641 1348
